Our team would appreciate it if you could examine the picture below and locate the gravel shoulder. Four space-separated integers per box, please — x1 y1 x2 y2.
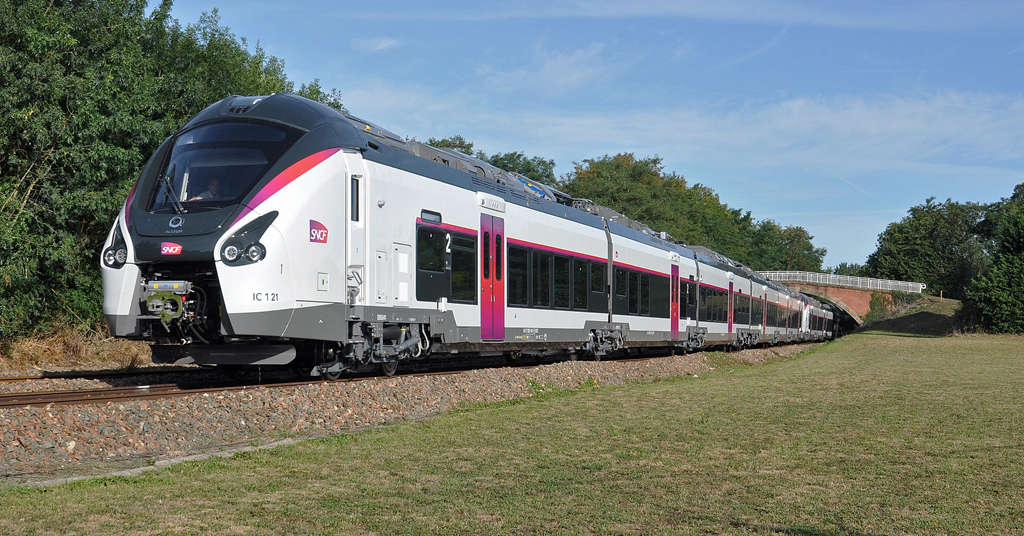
0 344 817 486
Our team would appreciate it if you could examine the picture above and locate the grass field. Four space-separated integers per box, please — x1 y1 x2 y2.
2 328 1023 535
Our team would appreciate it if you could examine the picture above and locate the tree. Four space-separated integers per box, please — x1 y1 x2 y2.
964 201 1024 332
426 135 476 155
830 262 866 276
864 197 990 299
560 154 825 271
486 151 557 186
0 0 343 339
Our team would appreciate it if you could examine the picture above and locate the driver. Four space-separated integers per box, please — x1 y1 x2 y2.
189 177 222 201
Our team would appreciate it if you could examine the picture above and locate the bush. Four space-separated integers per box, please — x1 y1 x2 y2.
0 0 339 340
964 202 1024 333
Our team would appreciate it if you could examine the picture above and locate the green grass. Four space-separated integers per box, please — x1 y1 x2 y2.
2 332 1023 535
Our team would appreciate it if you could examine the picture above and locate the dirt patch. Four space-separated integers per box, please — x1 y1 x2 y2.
0 327 152 374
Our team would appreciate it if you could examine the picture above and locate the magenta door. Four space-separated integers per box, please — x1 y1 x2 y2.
480 214 505 340
728 281 734 334
670 265 679 340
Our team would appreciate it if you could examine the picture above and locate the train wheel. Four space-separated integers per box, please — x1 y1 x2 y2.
381 360 398 376
324 369 343 381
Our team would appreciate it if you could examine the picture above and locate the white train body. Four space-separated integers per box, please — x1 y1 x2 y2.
100 94 833 372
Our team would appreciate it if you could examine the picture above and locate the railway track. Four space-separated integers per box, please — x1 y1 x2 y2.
0 369 465 409
0 365 206 384
0 348 679 409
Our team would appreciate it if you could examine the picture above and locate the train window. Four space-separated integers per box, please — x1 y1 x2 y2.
495 235 502 281
591 263 605 293
416 226 450 302
482 232 490 280
650 275 669 318
420 210 441 224
715 289 722 322
553 256 571 308
350 178 360 221
532 252 551 307
450 234 476 303
628 271 640 314
416 227 446 272
150 122 301 212
507 246 528 306
615 268 628 297
572 259 588 309
640 274 651 315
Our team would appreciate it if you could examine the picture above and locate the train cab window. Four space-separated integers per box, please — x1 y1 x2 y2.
507 246 528 306
628 271 640 314
572 259 588 309
553 256 571 308
532 252 551 307
450 235 476 303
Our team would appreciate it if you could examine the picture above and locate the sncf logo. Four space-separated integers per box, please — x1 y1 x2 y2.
309 220 328 244
160 242 183 255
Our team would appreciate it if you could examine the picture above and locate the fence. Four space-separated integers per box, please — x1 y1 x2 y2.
757 271 926 293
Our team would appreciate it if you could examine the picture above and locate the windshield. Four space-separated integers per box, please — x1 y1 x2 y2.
148 122 301 213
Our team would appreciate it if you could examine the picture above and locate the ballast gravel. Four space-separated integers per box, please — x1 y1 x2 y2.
0 344 817 484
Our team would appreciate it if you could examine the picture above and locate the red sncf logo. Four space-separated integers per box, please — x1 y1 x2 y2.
309 220 328 244
160 242 183 255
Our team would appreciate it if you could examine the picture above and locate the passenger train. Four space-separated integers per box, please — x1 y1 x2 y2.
100 93 834 377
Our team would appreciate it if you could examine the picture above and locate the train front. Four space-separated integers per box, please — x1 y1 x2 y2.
100 94 355 365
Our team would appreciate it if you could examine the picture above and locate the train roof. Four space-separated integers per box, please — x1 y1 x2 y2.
186 93 810 302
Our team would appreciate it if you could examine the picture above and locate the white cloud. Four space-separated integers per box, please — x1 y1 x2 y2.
345 1 1022 32
353 37 400 53
477 43 618 94
344 83 1024 181
343 83 1024 263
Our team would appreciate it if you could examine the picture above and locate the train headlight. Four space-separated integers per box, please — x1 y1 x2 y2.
222 244 240 262
102 224 128 269
245 243 266 262
220 211 277 267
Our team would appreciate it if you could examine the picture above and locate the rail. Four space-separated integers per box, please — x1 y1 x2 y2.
757 271 926 293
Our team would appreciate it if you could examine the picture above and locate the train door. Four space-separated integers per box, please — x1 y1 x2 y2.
480 214 505 340
344 152 368 306
727 281 734 334
670 264 679 340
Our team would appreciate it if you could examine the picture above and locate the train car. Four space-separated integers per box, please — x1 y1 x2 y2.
100 93 834 376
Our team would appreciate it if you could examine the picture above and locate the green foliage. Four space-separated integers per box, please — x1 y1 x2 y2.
427 136 557 186
561 154 826 271
486 151 557 186
0 0 342 339
426 135 476 155
863 292 892 324
865 197 991 299
830 262 866 276
964 201 1024 333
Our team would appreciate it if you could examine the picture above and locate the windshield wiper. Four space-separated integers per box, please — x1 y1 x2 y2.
158 164 185 214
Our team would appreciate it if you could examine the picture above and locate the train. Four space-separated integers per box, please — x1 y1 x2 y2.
100 93 835 377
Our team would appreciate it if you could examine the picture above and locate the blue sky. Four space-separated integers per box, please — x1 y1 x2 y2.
169 1 1024 268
